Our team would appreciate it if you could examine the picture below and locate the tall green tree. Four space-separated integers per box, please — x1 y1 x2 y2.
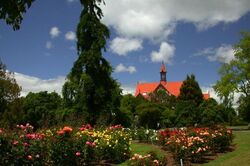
0 0 34 30
214 32 250 103
63 0 121 125
0 60 21 113
178 74 204 105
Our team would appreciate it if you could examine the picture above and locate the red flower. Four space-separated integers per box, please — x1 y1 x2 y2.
63 126 73 133
57 130 65 135
75 152 81 156
79 124 92 131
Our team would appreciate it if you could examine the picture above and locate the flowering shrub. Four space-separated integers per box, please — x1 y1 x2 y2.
160 126 233 163
128 151 167 166
131 128 159 144
0 124 131 165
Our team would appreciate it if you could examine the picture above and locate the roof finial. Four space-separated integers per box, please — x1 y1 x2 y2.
160 61 166 73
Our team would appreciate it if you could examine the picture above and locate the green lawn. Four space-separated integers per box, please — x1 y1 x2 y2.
204 131 250 166
118 142 165 166
118 131 250 166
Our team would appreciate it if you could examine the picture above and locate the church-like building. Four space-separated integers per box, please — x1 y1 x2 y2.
135 63 210 99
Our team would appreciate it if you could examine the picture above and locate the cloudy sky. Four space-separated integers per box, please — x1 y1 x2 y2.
1 0 250 101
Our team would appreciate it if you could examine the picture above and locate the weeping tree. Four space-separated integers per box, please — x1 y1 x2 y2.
63 0 121 125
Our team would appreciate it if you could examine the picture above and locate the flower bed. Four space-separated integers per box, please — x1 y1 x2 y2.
159 126 233 163
0 124 131 165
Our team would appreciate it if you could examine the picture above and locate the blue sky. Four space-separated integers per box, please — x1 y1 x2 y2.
0 0 250 99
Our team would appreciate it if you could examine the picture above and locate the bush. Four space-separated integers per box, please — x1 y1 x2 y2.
160 126 233 163
0 124 131 165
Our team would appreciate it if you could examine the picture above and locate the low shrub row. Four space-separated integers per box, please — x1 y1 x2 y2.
0 124 131 165
159 126 233 162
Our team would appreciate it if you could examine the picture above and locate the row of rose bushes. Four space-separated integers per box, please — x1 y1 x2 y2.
128 126 233 164
159 126 233 162
0 124 131 165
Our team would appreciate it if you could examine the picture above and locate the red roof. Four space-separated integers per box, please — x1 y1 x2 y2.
135 81 210 99
203 93 210 100
135 81 182 97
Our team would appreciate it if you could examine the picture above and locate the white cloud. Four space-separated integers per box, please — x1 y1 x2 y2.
151 42 175 63
196 45 234 63
45 41 53 49
14 73 65 96
65 31 76 41
201 86 242 108
67 0 76 2
120 84 136 95
50 27 60 38
101 0 250 40
114 63 136 74
110 37 142 56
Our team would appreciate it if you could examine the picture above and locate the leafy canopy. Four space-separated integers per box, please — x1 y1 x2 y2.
214 32 250 100
0 0 34 30
0 60 21 113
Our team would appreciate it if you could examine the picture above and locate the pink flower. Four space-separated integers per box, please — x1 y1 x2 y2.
86 141 91 145
0 128 3 134
12 140 19 145
86 141 96 147
27 155 32 160
23 142 29 147
75 152 81 156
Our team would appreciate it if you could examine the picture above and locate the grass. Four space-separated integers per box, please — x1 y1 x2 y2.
118 142 165 166
204 131 250 166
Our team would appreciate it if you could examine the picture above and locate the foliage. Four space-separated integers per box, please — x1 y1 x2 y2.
175 101 200 127
136 103 163 129
0 60 21 114
0 97 25 128
23 91 62 128
238 95 250 122
0 124 131 165
63 0 121 126
161 108 176 128
199 98 224 126
214 31 250 107
178 74 204 106
0 0 34 30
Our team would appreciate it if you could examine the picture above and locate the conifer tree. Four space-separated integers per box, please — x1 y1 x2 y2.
178 74 203 105
63 0 121 125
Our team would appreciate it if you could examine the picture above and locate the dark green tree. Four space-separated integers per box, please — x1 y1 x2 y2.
0 0 35 30
136 103 163 129
63 0 121 125
0 60 21 113
238 95 250 123
199 98 224 126
23 91 62 128
175 101 199 127
178 74 204 105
